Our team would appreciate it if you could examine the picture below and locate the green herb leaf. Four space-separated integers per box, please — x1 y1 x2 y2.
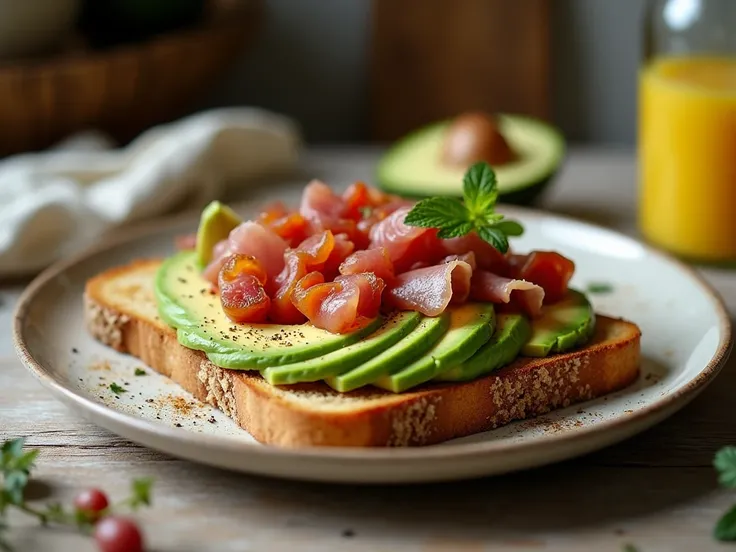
1 439 24 462
109 383 126 395
134 368 147 376
359 206 373 219
3 472 27 506
494 220 524 237
436 221 474 239
403 197 469 229
715 504 736 541
402 162 523 253
130 478 154 509
44 503 67 524
477 226 510 254
587 282 614 295
463 162 498 215
715 447 736 488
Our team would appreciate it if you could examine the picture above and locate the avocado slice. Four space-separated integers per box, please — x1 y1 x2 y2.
195 200 242 267
521 289 595 358
436 314 531 382
325 312 451 392
155 251 380 368
377 114 565 205
262 311 422 385
374 304 495 393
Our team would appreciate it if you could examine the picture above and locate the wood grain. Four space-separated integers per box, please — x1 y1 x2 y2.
3 147 736 551
369 0 551 141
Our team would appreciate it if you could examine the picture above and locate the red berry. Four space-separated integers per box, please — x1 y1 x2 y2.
74 489 109 519
94 517 144 552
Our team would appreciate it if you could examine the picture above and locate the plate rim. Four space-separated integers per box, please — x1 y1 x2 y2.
12 204 734 464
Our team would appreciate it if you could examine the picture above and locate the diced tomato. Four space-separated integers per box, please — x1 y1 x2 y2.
513 251 575 303
342 181 372 220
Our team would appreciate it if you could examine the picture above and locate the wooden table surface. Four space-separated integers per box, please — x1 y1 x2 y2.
2 147 736 552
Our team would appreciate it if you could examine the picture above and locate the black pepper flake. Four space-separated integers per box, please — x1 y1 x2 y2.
71 347 79 354
342 530 355 538
208 416 217 424
146 399 154 403
177 277 187 284
175 423 183 428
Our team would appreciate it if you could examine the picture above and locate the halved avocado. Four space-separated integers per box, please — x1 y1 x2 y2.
377 114 565 205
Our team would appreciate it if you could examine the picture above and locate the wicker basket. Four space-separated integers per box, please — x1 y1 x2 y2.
0 0 262 155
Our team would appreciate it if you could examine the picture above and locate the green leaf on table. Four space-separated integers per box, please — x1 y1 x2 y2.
109 383 127 395
715 504 736 541
715 446 736 488
134 368 147 376
130 478 154 509
2 472 27 506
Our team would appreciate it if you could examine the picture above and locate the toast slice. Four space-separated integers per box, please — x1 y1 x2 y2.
84 259 641 447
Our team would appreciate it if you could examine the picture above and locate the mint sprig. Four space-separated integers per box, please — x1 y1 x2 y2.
403 162 523 253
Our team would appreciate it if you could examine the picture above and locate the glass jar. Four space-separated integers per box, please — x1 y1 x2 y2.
639 0 736 263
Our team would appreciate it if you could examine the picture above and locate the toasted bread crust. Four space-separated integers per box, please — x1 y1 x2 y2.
84 260 641 447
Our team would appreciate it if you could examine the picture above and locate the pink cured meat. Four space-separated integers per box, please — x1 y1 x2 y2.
443 251 477 271
470 270 545 317
440 232 509 273
228 221 288 279
386 260 473 316
339 247 395 281
292 272 385 334
368 206 440 272
202 239 233 285
299 179 345 226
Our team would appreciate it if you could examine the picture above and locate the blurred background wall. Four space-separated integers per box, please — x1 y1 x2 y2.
206 0 646 144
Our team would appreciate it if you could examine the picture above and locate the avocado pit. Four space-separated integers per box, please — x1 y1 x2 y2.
440 112 517 167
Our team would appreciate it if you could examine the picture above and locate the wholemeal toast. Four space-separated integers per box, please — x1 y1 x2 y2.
84 259 641 448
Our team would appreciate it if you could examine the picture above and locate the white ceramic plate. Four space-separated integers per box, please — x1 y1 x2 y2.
13 205 732 484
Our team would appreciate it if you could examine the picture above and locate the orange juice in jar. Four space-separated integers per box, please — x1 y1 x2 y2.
638 0 736 262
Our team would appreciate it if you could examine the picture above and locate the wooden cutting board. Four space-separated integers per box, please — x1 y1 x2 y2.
369 0 551 142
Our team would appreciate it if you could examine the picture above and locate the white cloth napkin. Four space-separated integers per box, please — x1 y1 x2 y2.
0 107 301 276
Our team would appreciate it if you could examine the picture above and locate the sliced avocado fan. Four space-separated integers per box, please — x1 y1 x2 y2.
521 289 596 357
373 304 495 393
